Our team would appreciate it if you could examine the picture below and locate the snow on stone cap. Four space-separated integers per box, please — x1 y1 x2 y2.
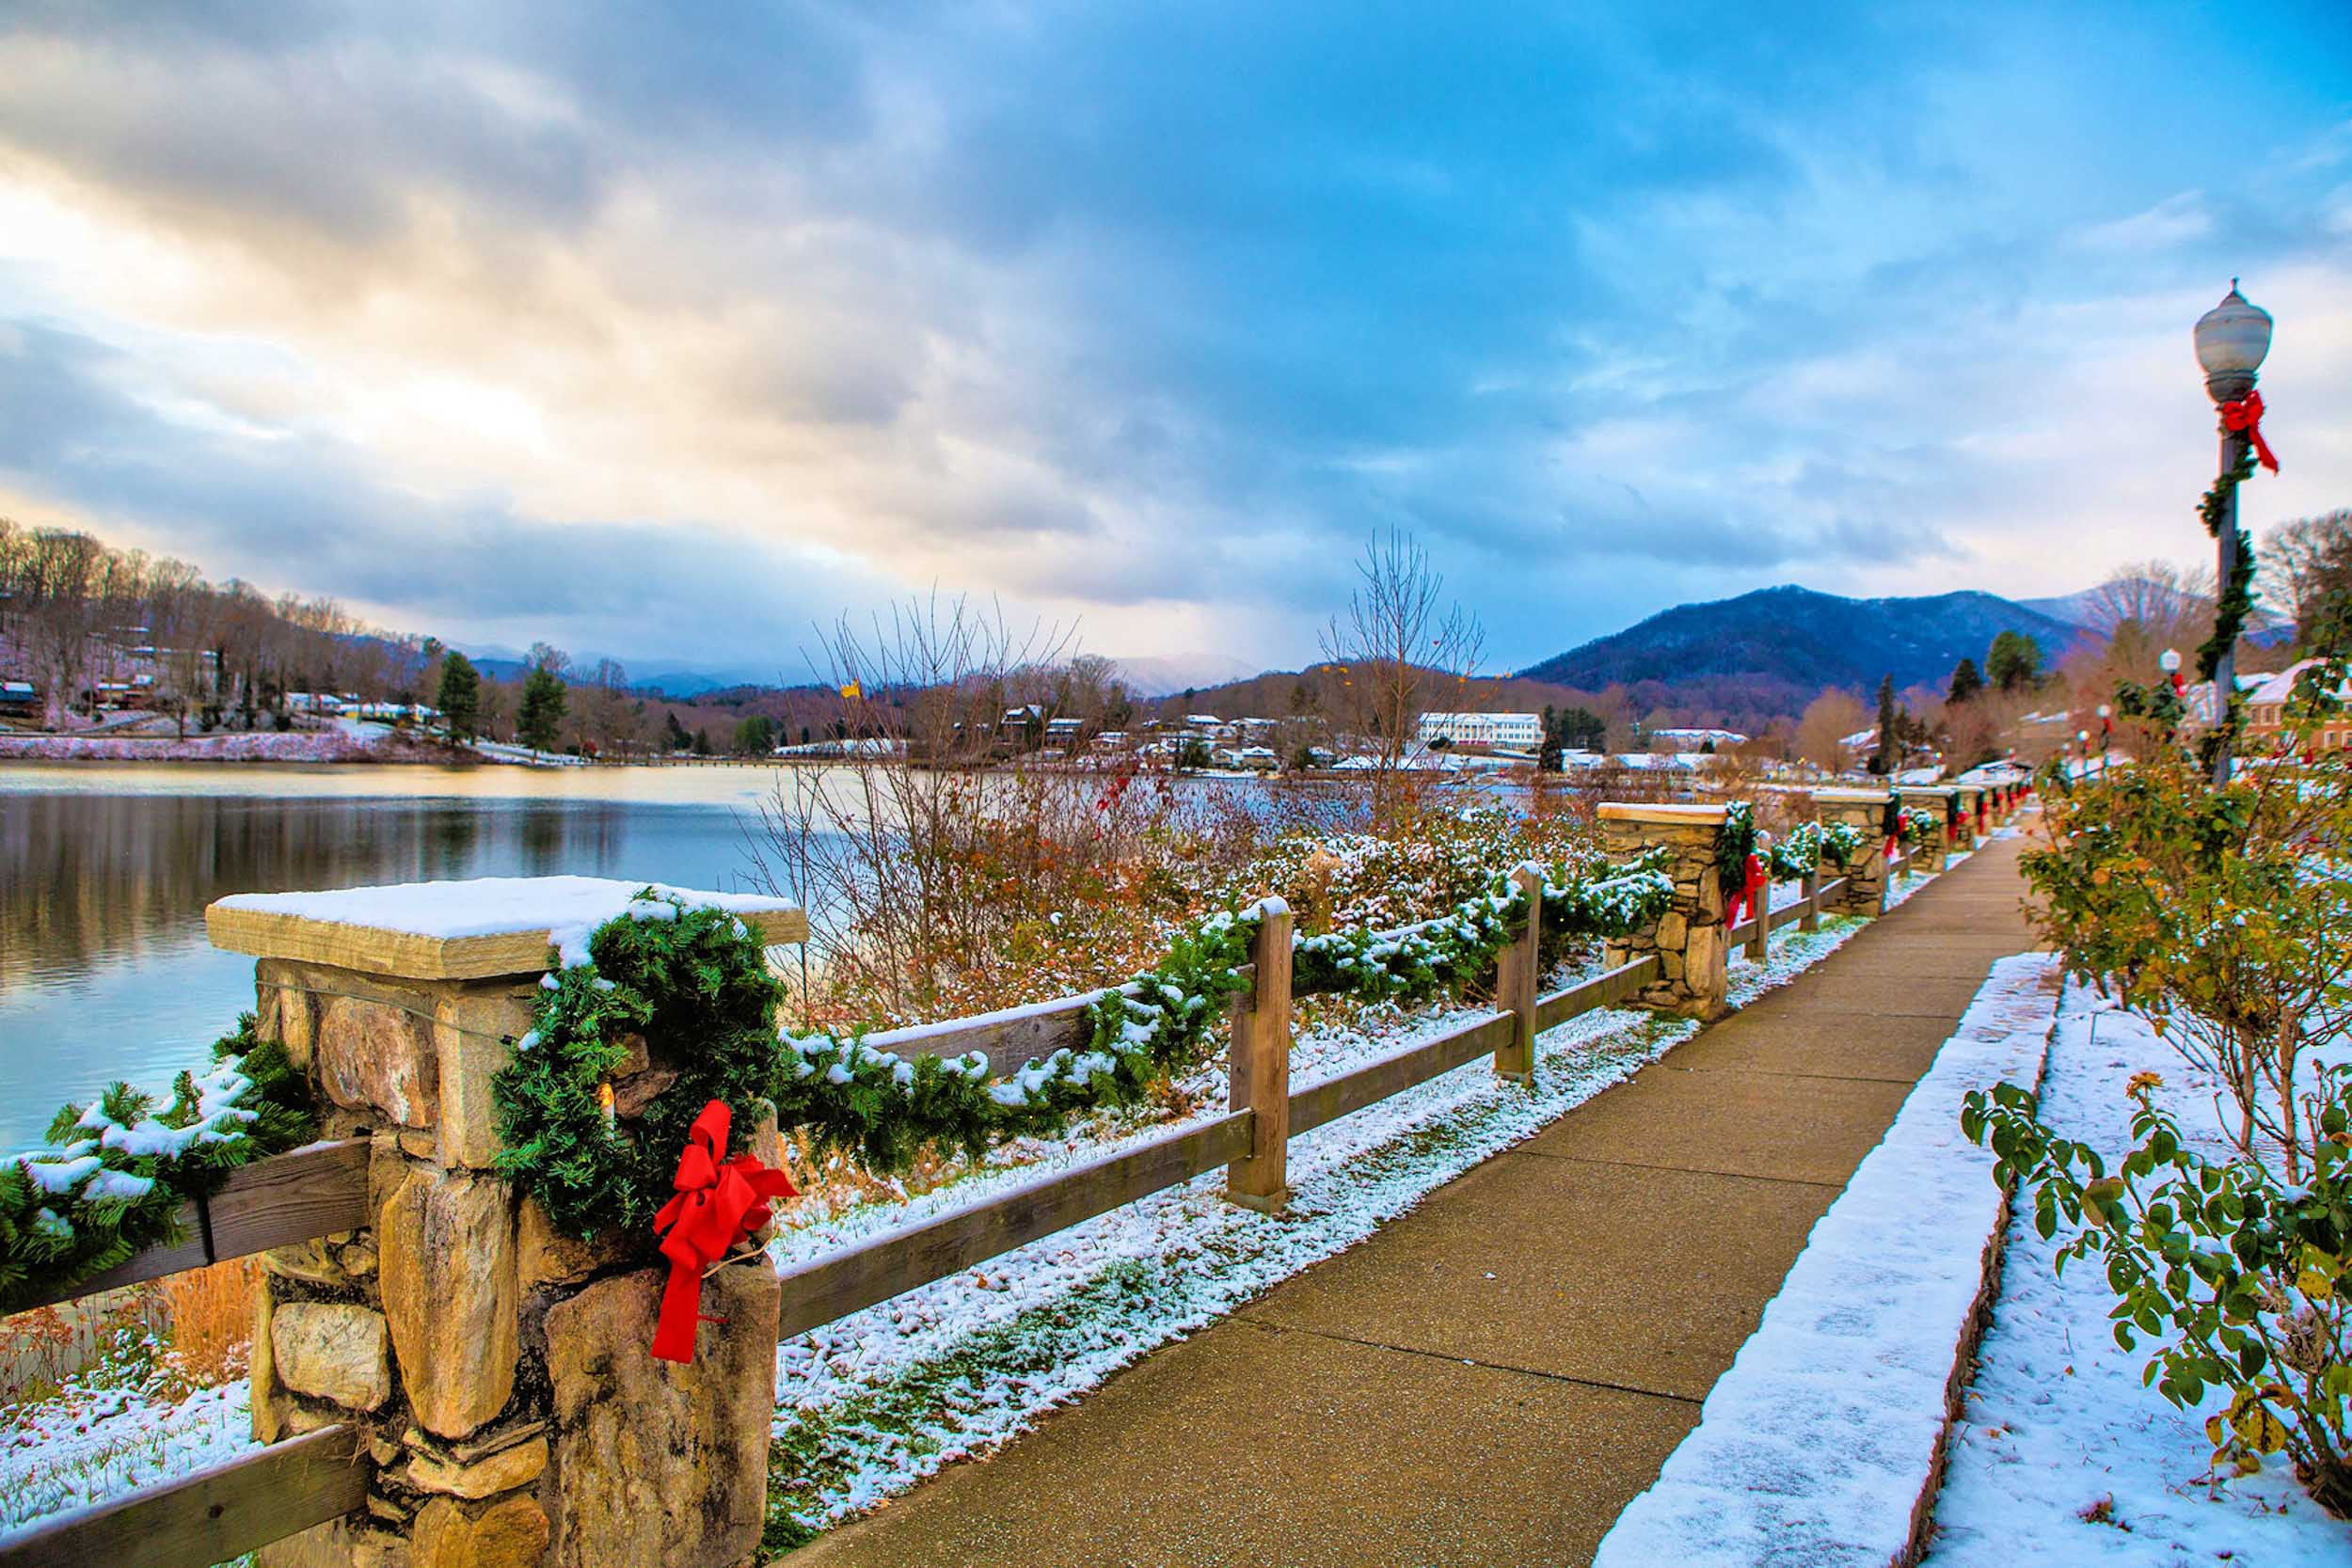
208 877 807 979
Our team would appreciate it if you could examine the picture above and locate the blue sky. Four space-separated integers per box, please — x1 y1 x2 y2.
1 1 2347 679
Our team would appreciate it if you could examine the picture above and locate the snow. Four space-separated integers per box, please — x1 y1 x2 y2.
213 877 801 971
1926 990 2352 1565
764 911 1883 1536
0 1364 253 1537
1596 953 2062 1568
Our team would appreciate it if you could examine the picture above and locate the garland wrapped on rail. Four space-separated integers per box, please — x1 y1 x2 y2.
0 1019 314 1312
1762 820 1864 881
771 847 1677 1180
1715 800 1758 891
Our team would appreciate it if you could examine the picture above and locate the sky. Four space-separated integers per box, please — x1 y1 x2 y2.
1 2 2348 683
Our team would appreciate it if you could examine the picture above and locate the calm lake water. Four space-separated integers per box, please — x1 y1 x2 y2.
0 762 805 1149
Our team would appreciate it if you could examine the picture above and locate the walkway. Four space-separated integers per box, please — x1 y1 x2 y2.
784 834 2043 1568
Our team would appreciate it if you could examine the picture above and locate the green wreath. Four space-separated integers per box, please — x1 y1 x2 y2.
491 892 786 1241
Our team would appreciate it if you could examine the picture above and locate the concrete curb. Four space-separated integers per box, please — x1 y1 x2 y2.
1593 953 2062 1568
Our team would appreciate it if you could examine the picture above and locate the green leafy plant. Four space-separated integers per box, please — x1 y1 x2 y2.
1963 1072 2351 1513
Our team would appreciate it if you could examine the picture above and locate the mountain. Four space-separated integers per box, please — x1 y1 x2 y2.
1518 585 2085 706
1108 652 1264 697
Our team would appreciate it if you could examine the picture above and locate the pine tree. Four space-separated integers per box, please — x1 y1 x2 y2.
1987 629 2042 692
663 711 691 752
1947 657 1984 705
517 663 568 752
436 652 481 743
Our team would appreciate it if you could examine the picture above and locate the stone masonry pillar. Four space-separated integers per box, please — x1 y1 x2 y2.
1597 802 1730 1022
1896 786 1957 871
210 882 803 1568
1810 787 1895 919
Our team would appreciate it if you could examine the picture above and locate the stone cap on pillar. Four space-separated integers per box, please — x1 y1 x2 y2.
208 876 808 980
1894 784 1959 799
1808 786 1898 804
1596 802 1731 825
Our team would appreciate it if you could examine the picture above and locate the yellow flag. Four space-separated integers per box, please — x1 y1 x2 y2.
840 680 863 700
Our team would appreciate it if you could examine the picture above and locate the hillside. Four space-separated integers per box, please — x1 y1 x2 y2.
1518 585 2085 708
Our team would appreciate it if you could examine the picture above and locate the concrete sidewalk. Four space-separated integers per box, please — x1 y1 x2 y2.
784 835 2042 1568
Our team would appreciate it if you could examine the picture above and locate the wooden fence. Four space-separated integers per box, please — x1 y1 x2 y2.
0 834 1914 1567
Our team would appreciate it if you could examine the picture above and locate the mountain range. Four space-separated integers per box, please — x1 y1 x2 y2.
1515 585 2087 710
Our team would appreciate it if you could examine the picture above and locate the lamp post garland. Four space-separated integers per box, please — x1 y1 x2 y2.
2191 281 2279 784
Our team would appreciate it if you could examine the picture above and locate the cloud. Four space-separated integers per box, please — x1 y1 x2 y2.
0 1 2347 674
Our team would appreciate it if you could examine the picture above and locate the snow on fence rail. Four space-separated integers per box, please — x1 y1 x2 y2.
0 794 1943 1568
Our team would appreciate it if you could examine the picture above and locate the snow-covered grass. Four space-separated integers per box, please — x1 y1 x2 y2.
762 911 1880 1547
0 1327 253 1536
1595 952 2060 1568
1927 990 2352 1565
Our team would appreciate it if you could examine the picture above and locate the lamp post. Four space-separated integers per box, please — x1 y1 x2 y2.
2193 281 2274 785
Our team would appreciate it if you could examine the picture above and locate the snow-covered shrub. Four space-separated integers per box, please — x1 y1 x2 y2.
1963 1072 2351 1514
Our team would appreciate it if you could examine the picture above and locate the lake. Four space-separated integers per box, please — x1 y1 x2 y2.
0 762 809 1149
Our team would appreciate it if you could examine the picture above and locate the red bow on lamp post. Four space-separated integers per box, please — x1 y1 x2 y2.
2220 390 2280 473
650 1100 796 1364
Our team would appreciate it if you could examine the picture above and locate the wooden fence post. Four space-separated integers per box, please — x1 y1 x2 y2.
1743 870 1768 966
1800 864 1821 933
1226 897 1294 1213
1494 863 1544 1087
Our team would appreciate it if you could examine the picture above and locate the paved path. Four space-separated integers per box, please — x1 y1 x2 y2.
784 835 2042 1568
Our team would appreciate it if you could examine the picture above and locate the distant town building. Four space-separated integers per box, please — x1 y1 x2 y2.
2248 659 2352 748
1651 727 1747 750
1415 711 1541 751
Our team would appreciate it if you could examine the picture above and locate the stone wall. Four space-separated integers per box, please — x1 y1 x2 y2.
1896 786 1958 871
1597 803 1730 1021
245 944 780 1568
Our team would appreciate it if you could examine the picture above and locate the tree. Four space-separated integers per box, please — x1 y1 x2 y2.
1316 528 1486 823
1947 657 1983 705
691 726 713 756
436 652 481 743
1986 629 2042 692
664 711 692 752
1870 674 1899 775
516 659 568 752
734 715 777 755
2266 510 2352 650
1795 689 1868 774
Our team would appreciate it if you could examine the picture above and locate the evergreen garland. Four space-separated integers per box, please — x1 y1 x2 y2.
1715 800 1758 890
492 892 787 1240
774 848 1677 1178
0 1016 315 1313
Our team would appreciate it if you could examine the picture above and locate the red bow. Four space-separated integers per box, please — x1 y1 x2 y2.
2221 391 2280 474
650 1100 796 1364
1730 851 1767 927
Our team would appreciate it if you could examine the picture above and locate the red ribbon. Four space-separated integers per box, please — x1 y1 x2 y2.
1730 851 1767 927
2221 390 2280 473
650 1100 796 1364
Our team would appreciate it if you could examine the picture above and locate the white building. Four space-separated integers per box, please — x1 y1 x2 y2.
1651 727 1747 750
1415 711 1541 751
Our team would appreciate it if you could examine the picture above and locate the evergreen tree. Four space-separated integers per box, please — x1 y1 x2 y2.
517 662 568 752
436 652 481 743
1947 657 1984 705
1986 629 2042 692
663 711 692 752
734 715 777 755
691 726 712 756
1871 674 1898 775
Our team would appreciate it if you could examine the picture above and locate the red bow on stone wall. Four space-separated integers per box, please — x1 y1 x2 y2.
2221 391 2280 473
650 1100 796 1364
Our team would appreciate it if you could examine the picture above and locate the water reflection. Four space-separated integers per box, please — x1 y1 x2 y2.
0 769 785 1147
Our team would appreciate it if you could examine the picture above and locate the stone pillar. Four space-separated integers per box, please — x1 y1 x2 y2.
1597 803 1730 1022
211 883 803 1568
1897 787 1956 871
1811 788 1894 918
1948 785 1980 850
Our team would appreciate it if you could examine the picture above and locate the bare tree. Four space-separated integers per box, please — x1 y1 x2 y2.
1793 689 1868 774
1316 530 1486 824
2265 511 2352 648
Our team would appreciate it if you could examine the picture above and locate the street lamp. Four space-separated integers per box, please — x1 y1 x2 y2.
2193 281 2274 785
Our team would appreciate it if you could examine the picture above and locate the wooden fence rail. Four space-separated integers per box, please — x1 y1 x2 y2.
0 813 1916 1568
